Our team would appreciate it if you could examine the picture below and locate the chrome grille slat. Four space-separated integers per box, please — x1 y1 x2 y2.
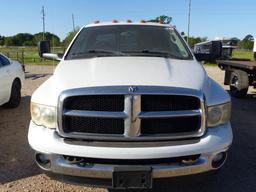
138 110 201 119
64 110 127 119
124 95 141 137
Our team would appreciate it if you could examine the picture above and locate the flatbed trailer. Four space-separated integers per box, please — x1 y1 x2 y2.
217 59 256 97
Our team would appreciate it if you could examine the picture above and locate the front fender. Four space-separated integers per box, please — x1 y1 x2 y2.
204 77 231 106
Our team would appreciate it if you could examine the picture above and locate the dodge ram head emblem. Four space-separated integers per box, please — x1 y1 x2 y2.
128 86 137 93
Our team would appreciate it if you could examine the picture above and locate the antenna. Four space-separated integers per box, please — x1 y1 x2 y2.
72 14 75 32
187 0 191 43
42 6 46 40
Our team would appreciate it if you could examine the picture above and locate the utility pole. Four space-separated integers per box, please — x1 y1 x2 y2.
187 0 191 43
72 14 75 32
42 6 46 40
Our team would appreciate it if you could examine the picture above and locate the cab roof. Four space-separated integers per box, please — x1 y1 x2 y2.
84 21 174 28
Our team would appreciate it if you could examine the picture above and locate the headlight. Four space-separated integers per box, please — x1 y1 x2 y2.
31 102 57 129
207 102 231 127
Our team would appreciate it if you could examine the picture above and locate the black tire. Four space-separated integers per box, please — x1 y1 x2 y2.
229 70 248 98
4 80 21 108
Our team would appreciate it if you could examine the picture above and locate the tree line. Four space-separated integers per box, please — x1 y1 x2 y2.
0 31 77 47
186 35 255 50
0 32 59 46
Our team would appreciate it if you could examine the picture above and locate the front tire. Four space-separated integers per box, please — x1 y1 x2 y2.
4 80 21 108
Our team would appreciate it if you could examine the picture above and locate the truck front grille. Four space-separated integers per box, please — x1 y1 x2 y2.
58 86 205 141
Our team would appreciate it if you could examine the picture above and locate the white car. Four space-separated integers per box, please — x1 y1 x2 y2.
28 21 232 189
0 53 24 108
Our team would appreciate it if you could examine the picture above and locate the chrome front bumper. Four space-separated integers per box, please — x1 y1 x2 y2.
36 148 229 180
29 121 232 182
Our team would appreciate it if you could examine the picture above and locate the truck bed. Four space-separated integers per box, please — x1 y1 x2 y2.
217 60 256 70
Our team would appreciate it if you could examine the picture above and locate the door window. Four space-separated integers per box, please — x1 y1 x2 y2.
0 54 10 67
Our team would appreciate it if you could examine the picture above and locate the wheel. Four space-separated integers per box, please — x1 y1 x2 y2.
4 80 21 108
229 70 248 98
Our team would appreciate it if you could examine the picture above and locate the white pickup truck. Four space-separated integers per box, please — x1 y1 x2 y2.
28 21 233 189
0 53 24 108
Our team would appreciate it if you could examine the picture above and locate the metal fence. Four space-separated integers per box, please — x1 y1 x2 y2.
2 51 24 64
0 46 65 65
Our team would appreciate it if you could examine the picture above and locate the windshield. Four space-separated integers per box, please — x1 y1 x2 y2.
65 25 193 60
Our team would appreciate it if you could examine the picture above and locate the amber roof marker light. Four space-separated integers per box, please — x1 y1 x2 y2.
140 20 146 23
112 19 118 23
127 20 133 23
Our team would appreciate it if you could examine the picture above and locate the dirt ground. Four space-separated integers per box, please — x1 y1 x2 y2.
0 65 256 192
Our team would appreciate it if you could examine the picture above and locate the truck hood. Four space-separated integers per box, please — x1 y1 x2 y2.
32 57 210 106
54 57 207 90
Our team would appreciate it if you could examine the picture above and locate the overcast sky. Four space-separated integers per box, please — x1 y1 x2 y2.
0 0 255 40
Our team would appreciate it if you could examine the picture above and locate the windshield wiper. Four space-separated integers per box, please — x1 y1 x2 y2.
88 49 127 55
71 49 126 57
123 49 170 56
141 49 170 55
123 50 185 59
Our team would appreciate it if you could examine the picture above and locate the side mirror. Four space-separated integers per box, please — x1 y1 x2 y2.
194 41 222 61
38 41 62 61
38 40 50 58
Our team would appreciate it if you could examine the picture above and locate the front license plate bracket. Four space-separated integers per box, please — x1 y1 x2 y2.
112 166 152 189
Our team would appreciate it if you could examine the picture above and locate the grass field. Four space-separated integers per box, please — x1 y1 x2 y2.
232 49 254 60
0 46 64 65
0 46 254 65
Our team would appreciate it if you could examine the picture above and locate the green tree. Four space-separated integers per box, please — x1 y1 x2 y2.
33 32 61 46
0 36 4 46
244 34 254 41
238 34 254 50
1 32 60 46
4 37 14 46
62 28 80 47
12 33 34 46
184 36 207 48
148 15 172 24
